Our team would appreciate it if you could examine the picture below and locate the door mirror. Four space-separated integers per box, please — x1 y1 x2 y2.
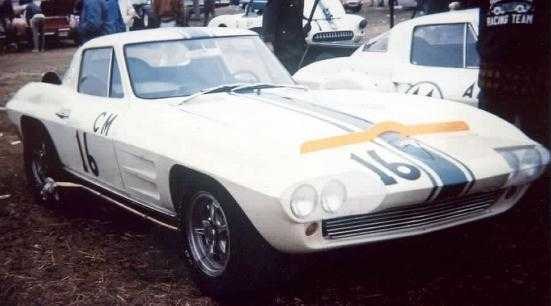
42 72 62 85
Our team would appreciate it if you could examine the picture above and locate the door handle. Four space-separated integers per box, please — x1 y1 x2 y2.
55 109 71 119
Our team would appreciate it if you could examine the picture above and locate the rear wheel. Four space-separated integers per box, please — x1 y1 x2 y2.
178 178 285 297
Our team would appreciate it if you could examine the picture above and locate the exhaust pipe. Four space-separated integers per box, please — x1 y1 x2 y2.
42 178 179 231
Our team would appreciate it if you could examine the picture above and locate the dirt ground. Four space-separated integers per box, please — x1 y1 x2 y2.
1 6 551 306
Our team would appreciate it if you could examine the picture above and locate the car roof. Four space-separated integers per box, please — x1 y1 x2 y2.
405 8 478 26
81 27 258 49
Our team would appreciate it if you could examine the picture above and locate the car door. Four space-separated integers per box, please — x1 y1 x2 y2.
66 47 127 191
392 22 480 107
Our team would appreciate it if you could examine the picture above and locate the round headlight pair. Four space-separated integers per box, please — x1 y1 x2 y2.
290 181 347 218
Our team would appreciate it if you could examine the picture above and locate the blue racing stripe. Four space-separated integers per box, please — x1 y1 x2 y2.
381 133 469 201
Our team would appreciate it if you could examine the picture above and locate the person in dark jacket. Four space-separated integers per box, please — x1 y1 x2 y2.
0 0 16 49
77 0 109 43
460 0 549 148
105 0 125 33
203 0 215 26
262 0 306 74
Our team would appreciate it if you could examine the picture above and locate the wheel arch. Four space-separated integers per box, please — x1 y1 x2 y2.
168 164 236 215
20 115 63 166
20 115 46 143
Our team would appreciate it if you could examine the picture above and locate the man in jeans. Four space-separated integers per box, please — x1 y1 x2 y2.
20 0 44 51
77 0 109 43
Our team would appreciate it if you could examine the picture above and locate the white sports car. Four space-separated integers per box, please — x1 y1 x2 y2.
208 0 368 47
294 9 481 107
6 28 549 295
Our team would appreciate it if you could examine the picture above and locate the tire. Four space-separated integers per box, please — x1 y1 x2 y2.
23 123 65 207
178 177 285 297
352 6 361 13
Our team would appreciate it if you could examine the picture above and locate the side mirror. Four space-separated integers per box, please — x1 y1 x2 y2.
42 72 62 85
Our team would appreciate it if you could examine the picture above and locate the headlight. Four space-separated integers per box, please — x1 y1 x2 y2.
359 19 368 29
290 185 318 219
321 180 347 213
496 145 549 186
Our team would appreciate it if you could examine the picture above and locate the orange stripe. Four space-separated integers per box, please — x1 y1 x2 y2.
300 121 469 154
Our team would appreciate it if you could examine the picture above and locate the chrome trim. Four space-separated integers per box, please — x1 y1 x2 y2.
323 190 503 240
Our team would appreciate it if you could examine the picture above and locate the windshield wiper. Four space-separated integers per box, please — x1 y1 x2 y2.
179 83 246 104
231 83 307 94
178 83 307 105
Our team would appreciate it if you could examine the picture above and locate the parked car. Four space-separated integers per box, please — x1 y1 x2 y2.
208 0 368 47
294 8 481 107
41 0 76 41
341 0 362 13
6 27 549 296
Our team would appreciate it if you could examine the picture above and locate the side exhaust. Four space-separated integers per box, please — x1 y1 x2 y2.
41 178 179 231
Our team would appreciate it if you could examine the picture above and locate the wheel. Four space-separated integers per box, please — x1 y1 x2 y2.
352 6 361 13
178 178 284 296
23 124 64 206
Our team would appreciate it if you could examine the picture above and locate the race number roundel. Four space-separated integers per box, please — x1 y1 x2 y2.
405 81 444 99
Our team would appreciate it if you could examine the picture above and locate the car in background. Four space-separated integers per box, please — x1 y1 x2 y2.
294 8 481 107
208 0 368 48
41 0 76 41
341 0 362 13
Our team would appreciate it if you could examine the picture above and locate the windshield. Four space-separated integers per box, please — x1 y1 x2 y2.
124 36 294 99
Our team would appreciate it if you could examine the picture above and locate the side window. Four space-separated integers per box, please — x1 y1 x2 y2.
411 24 464 68
78 48 112 97
465 25 479 68
110 55 124 98
363 34 389 52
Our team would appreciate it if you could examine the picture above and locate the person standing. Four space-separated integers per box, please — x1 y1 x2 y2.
77 0 109 43
203 0 214 26
152 0 184 27
18 0 45 52
460 0 550 148
105 0 126 33
262 0 306 74
459 1 550 304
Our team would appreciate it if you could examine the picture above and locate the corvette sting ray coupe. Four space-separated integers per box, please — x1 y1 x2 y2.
5 28 549 295
294 8 482 107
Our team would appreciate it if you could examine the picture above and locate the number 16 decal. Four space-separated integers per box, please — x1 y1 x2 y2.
351 150 421 185
76 131 99 176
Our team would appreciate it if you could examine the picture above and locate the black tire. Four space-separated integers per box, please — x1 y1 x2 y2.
352 6 361 13
178 177 285 297
23 123 65 206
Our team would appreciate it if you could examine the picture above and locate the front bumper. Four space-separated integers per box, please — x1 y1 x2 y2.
232 183 529 254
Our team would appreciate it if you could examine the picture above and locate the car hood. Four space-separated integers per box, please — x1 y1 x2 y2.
173 88 547 208
177 88 531 151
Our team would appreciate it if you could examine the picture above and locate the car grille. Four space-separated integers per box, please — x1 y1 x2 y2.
312 31 354 42
322 190 503 240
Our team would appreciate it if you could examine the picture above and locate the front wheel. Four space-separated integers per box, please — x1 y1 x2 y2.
179 180 285 296
23 125 64 206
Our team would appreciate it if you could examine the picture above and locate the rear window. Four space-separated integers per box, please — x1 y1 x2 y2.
410 23 480 69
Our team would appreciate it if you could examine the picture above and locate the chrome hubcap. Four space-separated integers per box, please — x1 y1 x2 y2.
187 193 230 277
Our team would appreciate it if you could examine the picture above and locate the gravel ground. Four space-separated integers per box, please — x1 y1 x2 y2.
1 6 550 305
